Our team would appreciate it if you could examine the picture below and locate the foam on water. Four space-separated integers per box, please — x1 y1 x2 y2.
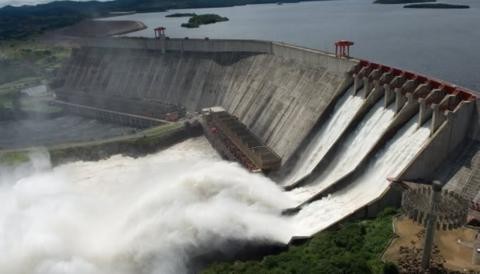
0 137 294 274
281 87 364 187
293 116 431 236
288 99 395 204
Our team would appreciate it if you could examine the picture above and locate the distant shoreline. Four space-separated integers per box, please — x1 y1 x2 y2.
40 20 147 46
374 0 434 4
0 0 333 41
404 3 470 9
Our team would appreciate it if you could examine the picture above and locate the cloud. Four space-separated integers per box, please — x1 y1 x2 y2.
0 0 107 8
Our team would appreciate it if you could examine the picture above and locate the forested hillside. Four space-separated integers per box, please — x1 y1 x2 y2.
0 0 323 39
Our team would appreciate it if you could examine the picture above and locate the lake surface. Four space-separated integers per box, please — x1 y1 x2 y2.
103 0 480 91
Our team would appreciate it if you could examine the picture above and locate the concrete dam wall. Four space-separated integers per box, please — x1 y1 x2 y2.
55 38 355 161
54 37 480 236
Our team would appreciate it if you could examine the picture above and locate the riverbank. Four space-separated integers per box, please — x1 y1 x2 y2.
404 3 470 8
0 0 331 40
374 0 434 4
47 20 147 38
0 122 200 166
0 39 70 116
202 208 398 273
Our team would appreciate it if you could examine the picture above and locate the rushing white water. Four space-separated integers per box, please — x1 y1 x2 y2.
0 137 294 274
293 116 431 237
281 87 364 187
288 99 395 204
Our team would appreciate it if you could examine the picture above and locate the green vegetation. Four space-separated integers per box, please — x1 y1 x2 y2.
202 208 398 274
404 3 470 8
0 151 29 165
166 13 197 17
181 14 229 28
0 0 328 40
0 40 70 112
374 0 434 4
48 122 188 165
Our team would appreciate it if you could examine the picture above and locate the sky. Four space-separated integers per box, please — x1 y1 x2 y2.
0 0 105 8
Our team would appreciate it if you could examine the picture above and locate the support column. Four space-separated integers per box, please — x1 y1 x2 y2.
395 87 407 113
384 84 395 107
161 37 166 54
430 104 447 134
413 83 432 99
373 79 384 96
421 181 442 271
418 98 433 127
361 77 372 98
353 74 361 94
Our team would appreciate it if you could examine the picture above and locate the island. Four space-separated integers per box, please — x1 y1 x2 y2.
181 14 229 28
374 0 434 4
165 13 196 18
0 0 324 40
404 3 470 8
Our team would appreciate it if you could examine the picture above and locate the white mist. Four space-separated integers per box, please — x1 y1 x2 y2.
0 138 294 274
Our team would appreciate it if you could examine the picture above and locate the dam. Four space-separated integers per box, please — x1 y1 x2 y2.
52 36 480 238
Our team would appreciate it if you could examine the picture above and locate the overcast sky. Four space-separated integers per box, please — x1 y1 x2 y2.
0 0 106 8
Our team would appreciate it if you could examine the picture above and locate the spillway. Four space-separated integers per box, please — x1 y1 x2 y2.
281 87 364 187
42 36 480 254
293 116 431 236
288 98 396 204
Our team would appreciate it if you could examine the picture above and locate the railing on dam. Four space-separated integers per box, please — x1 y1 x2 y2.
53 100 167 128
353 60 477 101
55 91 184 122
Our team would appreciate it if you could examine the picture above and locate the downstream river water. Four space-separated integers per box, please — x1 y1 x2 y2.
103 0 480 91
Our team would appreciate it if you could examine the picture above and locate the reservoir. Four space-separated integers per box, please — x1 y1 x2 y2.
103 0 480 91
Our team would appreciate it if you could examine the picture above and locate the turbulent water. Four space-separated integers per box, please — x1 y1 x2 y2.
281 87 364 187
0 90 436 272
0 137 294 274
288 98 395 204
293 116 431 236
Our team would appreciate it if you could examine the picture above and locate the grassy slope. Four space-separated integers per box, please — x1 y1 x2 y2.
47 122 187 164
0 122 186 166
0 40 70 110
202 208 398 274
0 151 29 165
